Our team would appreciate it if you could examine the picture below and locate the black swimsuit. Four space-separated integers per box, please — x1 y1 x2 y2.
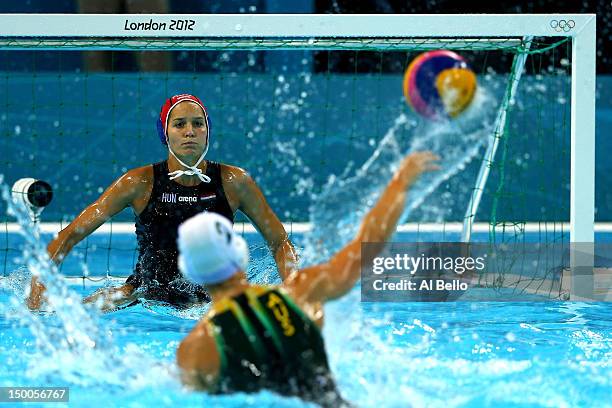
126 160 233 305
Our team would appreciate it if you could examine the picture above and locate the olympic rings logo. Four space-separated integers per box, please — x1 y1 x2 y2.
550 19 575 32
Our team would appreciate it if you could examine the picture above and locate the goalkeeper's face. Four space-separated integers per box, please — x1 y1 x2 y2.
166 101 209 158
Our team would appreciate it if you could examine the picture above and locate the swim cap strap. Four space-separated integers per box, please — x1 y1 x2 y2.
167 144 211 183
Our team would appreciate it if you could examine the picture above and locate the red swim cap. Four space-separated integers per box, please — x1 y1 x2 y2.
156 94 209 145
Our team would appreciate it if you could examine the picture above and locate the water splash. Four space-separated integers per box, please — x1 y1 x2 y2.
300 87 496 265
0 175 175 389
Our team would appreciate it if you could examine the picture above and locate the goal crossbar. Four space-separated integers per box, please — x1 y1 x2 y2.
0 14 596 39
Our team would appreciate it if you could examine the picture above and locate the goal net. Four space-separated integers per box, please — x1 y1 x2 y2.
0 14 596 299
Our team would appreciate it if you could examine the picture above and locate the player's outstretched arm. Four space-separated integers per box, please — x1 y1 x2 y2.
284 152 439 305
27 167 152 310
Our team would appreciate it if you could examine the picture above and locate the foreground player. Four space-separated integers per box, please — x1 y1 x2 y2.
27 94 298 310
176 151 439 406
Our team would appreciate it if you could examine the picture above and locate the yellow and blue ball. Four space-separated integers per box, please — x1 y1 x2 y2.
403 50 477 120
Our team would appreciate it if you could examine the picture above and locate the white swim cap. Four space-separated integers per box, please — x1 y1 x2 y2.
177 212 249 285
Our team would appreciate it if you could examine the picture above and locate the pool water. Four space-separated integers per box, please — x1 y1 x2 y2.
1 232 611 407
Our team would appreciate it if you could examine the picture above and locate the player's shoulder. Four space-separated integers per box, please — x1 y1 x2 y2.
218 163 251 185
124 164 153 178
117 164 154 189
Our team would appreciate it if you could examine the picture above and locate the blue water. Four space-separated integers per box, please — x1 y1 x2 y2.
1 232 611 407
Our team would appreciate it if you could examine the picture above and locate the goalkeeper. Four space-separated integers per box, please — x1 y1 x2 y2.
27 94 298 310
